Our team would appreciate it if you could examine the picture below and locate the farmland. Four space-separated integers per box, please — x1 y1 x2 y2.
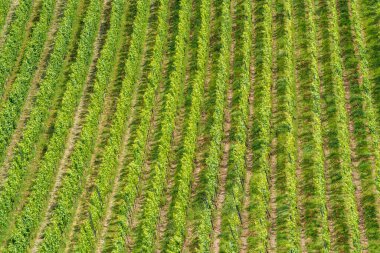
0 0 379 252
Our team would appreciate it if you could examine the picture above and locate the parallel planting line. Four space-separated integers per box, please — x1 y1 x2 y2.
317 0 361 250
1 0 103 252
219 0 251 251
272 0 300 250
32 1 129 251
337 0 380 250
247 0 272 251
293 0 330 251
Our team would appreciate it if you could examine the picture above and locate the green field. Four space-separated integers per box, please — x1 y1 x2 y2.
0 0 379 252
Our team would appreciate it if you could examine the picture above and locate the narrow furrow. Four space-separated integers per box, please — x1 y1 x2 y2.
293 0 330 251
181 2 217 250
271 0 300 251
0 0 59 172
337 0 380 250
209 1 235 252
0 0 18 44
0 0 88 248
219 0 251 251
247 0 272 251
0 0 104 252
358 0 380 121
70 0 153 251
0 0 66 184
29 1 130 252
240 13 255 251
316 0 361 251
0 0 37 96
104 0 192 250
159 0 212 249
62 2 132 251
152 0 199 246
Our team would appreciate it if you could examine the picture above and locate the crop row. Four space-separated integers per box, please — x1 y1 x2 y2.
272 0 300 251
317 0 361 251
189 0 231 251
161 0 211 251
359 0 380 121
0 0 101 251
219 0 251 251
0 0 33 94
0 0 63 240
0 0 57 166
35 0 129 251
102 0 170 251
107 0 193 251
247 0 272 251
73 0 152 251
0 0 12 34
337 0 380 250
293 0 329 251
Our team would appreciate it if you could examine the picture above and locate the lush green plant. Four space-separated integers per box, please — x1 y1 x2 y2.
337 0 380 250
36 0 130 251
219 0 251 251
316 0 361 250
73 0 152 251
159 0 211 250
0 0 56 166
110 0 192 251
0 0 12 34
0 0 33 94
247 0 272 251
293 0 330 251
0 0 101 251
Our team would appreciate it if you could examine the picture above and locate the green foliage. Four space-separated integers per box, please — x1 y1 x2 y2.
36 0 129 251
247 0 272 251
0 0 11 34
293 0 330 251
336 0 380 250
161 0 211 250
1 0 101 251
190 0 231 251
0 0 56 167
317 0 361 250
73 0 152 251
219 0 251 251
0 0 33 94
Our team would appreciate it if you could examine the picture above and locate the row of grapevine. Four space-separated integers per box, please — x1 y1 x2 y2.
33 0 129 251
161 0 211 250
358 0 380 121
293 0 330 251
0 0 12 34
72 0 153 251
100 0 170 250
294 0 330 252
0 0 102 251
188 0 232 251
272 0 300 250
0 0 34 93
219 0 251 251
247 0 272 250
0 0 72 240
0 0 57 165
110 0 193 251
316 0 361 250
336 0 380 250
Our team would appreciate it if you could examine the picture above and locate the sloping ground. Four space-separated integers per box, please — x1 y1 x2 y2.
0 0 379 252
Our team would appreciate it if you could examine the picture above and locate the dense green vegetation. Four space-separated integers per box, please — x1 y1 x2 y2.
0 0 379 251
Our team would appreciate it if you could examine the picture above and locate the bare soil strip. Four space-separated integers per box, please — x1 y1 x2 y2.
0 0 20 45
0 0 65 183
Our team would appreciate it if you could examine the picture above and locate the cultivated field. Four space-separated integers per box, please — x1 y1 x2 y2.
0 0 379 252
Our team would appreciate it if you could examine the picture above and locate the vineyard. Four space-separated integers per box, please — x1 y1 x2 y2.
0 0 379 252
